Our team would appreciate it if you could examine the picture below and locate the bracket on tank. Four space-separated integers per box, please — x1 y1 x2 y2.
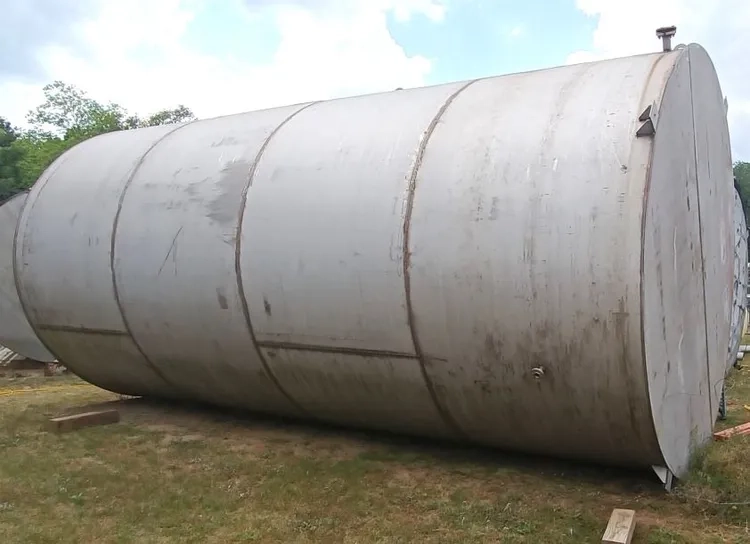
652 465 675 492
636 103 658 137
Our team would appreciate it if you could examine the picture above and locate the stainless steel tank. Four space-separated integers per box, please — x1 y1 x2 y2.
0 193 55 361
13 44 734 478
729 188 748 368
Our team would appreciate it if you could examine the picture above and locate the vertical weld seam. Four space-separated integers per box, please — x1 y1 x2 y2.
637 53 678 466
235 102 320 416
110 123 195 393
403 80 480 439
13 154 77 366
687 51 716 427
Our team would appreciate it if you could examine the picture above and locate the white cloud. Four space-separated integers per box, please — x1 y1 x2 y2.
509 25 524 38
385 0 446 22
568 0 750 160
0 0 442 128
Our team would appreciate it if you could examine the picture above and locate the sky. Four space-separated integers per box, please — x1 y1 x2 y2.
1 0 748 160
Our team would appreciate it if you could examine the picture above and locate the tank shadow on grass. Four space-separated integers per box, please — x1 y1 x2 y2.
105 394 664 487
1 369 749 543
53 368 750 500
82 362 750 534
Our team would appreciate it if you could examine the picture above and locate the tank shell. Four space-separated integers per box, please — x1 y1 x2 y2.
729 188 748 368
14 44 733 477
0 193 55 361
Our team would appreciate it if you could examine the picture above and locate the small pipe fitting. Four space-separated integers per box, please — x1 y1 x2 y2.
656 26 677 52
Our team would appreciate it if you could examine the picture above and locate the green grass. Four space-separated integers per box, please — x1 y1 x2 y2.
677 353 750 528
0 368 749 543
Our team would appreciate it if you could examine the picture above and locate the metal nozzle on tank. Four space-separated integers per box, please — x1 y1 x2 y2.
656 26 677 52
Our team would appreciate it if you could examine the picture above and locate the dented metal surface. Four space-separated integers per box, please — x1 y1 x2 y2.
13 44 734 477
0 193 55 362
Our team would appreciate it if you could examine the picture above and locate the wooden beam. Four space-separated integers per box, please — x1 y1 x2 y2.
713 421 750 441
46 409 120 433
602 509 636 544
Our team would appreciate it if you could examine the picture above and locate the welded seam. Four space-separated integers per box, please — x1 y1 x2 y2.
36 324 130 336
256 340 419 360
637 53 679 471
13 153 87 368
687 50 717 428
403 80 480 439
235 102 320 417
110 123 195 393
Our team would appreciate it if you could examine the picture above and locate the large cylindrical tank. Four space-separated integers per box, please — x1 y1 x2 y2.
13 44 734 477
0 193 55 361
729 188 748 368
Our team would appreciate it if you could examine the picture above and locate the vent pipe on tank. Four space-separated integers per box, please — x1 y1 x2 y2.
656 26 677 52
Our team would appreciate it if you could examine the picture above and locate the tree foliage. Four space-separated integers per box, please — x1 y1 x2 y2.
0 117 22 201
0 81 195 203
735 161 750 220
140 104 194 128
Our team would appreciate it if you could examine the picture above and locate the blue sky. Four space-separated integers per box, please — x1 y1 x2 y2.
0 0 748 159
386 1 597 83
182 2 283 66
180 0 598 84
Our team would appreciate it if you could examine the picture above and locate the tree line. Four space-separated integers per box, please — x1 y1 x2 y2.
736 162 750 225
0 81 195 202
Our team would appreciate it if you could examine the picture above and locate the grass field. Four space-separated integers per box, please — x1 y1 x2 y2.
0 363 748 543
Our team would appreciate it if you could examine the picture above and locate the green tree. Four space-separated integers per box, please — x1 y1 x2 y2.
27 81 127 140
10 130 70 189
733 161 750 261
0 117 23 202
0 117 16 147
140 104 195 127
0 81 196 201
735 161 750 220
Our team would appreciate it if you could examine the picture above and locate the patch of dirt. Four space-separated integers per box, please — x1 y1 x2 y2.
51 396 369 465
67 456 107 470
385 467 434 487
1 360 46 371
142 423 187 434
159 433 204 446
72 398 374 460
226 440 267 456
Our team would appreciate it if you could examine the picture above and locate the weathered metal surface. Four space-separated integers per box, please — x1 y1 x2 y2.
113 105 311 415
730 188 748 368
642 48 713 475
241 82 470 436
689 45 735 416
0 193 55 362
15 126 186 397
409 55 673 467
13 44 733 477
